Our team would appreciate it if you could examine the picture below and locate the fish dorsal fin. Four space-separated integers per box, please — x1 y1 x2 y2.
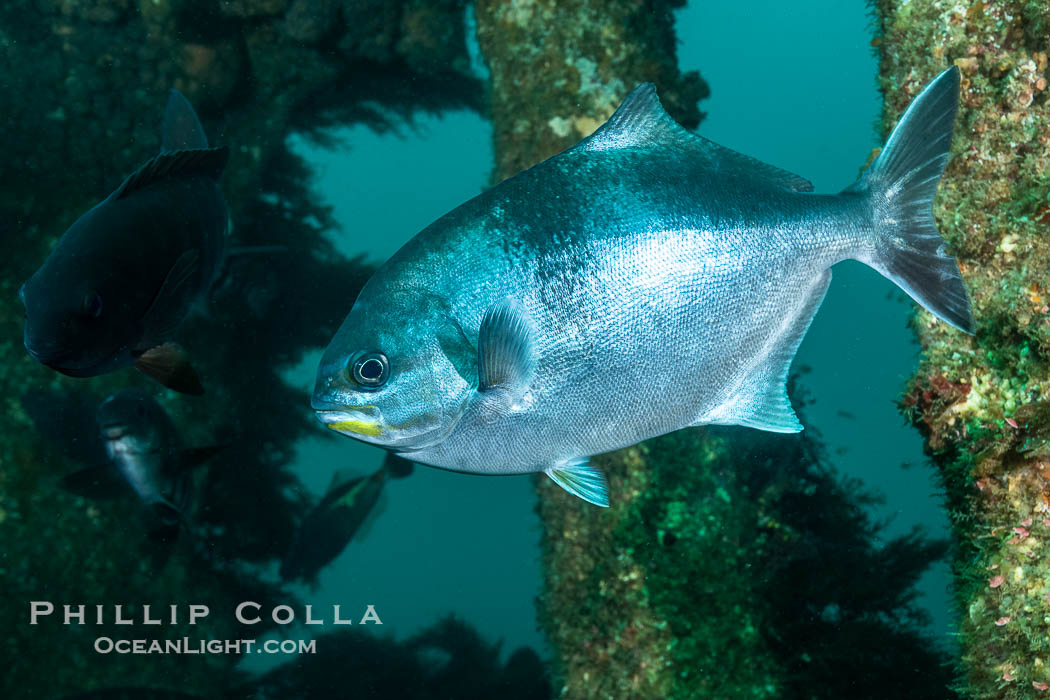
577 83 814 193
162 89 209 152
112 147 229 201
578 83 685 152
320 471 365 507
700 270 831 433
325 469 351 494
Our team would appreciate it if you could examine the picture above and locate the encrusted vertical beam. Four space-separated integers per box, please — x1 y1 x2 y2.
475 0 707 182
876 1 1050 695
472 3 795 697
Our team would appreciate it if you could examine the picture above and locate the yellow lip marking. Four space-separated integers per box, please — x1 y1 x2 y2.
328 420 384 437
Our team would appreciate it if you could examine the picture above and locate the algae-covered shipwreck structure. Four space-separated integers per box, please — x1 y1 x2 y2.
0 0 1046 698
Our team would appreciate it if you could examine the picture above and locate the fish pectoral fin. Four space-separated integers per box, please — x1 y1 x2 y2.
140 248 201 346
700 271 831 434
134 342 205 395
545 459 609 507
477 298 536 396
59 463 131 500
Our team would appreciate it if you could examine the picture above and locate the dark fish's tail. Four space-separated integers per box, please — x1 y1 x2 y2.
850 66 975 334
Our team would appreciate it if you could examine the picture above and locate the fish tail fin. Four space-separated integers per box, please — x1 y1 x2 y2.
850 66 975 335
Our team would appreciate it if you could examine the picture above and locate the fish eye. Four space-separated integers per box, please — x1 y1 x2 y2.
350 351 389 389
82 292 103 319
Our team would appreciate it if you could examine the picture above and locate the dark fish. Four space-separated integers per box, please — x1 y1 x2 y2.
23 388 223 568
280 454 412 584
20 90 229 395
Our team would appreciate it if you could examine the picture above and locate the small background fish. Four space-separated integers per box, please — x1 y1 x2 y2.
281 453 414 585
22 388 224 570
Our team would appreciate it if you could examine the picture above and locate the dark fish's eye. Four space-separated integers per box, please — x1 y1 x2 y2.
82 292 103 319
350 352 389 389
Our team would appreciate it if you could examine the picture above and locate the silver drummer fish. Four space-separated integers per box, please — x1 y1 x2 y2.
312 67 973 507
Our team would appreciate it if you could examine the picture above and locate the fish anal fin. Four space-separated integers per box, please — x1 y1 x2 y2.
701 271 831 433
576 83 813 193
712 388 803 434
134 343 204 395
545 458 609 507
112 147 229 200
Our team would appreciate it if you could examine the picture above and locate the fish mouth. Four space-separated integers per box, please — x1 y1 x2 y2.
43 362 99 378
314 406 385 439
25 342 107 377
313 406 453 451
99 423 128 440
24 341 66 367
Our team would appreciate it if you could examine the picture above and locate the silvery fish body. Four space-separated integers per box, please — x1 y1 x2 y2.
313 68 973 506
96 389 191 517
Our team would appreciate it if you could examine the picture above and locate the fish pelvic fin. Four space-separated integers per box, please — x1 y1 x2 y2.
545 458 609 507
134 342 205 395
850 66 975 335
701 271 831 434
